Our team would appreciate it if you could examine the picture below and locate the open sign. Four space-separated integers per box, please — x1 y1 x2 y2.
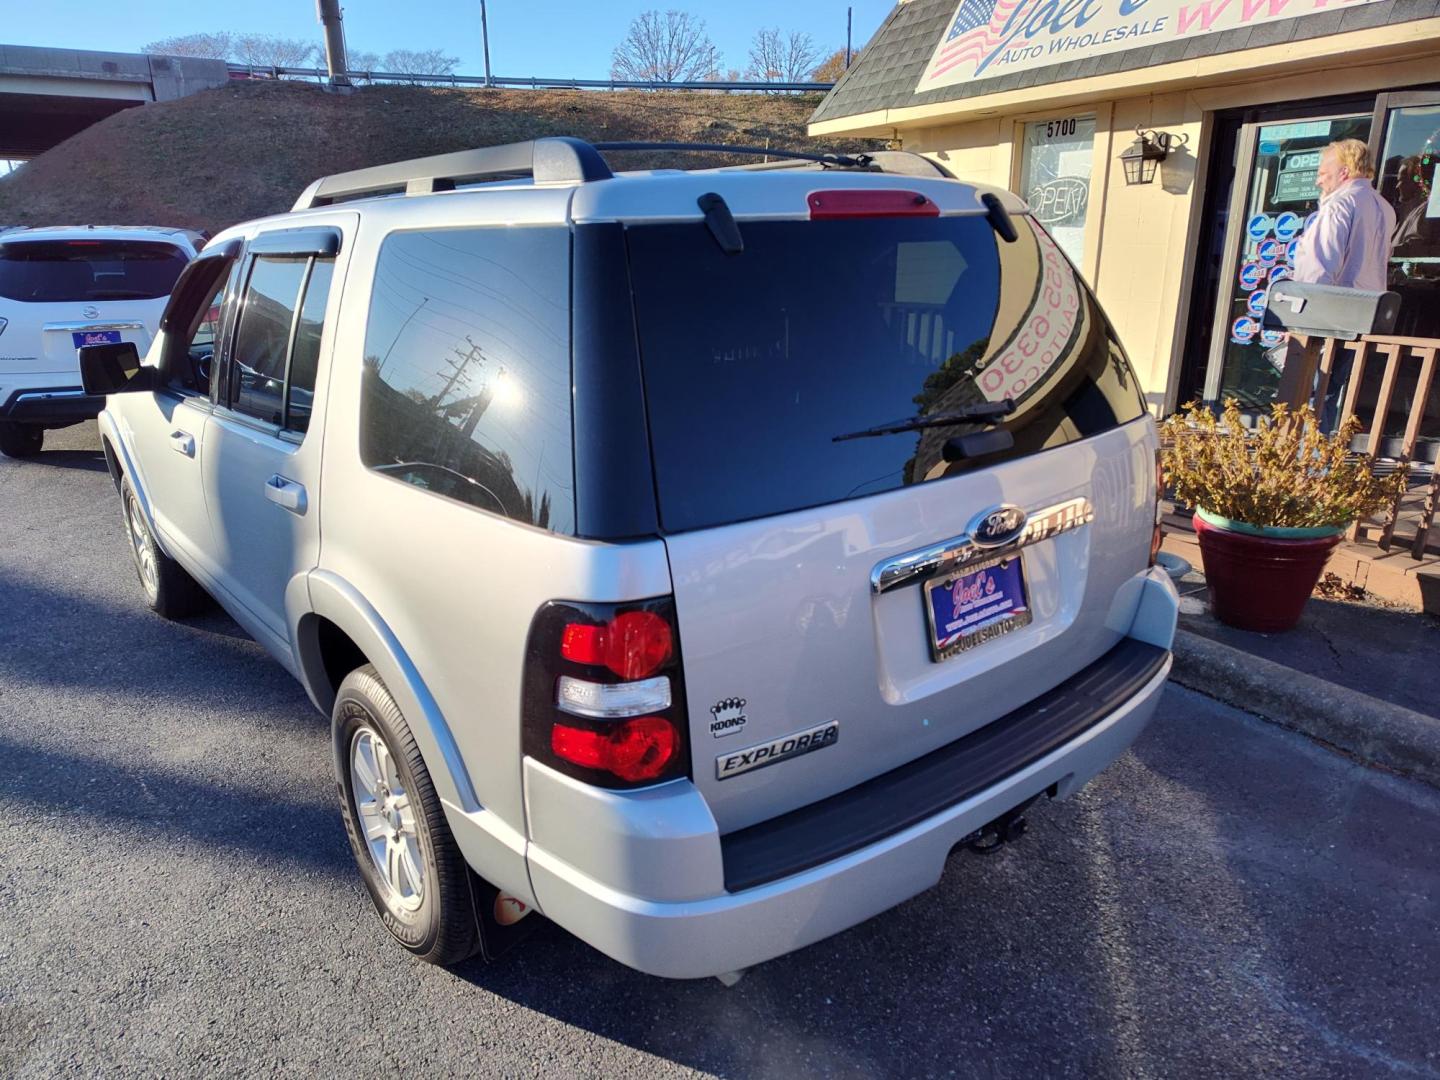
1026 177 1089 229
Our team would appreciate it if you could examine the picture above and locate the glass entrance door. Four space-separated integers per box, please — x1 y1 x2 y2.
1203 113 1371 408
1370 92 1440 338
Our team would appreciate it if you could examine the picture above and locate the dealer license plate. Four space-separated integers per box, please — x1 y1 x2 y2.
72 330 121 348
923 555 1032 662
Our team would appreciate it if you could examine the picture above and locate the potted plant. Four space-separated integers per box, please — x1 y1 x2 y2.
1160 399 1406 632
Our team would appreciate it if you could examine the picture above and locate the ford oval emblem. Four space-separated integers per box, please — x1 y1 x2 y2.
82 306 100 319
970 504 1028 547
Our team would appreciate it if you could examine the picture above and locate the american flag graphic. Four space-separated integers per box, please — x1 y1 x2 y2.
928 0 1032 80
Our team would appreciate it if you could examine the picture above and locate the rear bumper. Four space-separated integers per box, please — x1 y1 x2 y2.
519 569 1178 980
526 651 1168 979
0 385 103 426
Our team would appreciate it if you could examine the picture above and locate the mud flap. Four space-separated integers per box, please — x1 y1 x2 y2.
466 870 544 960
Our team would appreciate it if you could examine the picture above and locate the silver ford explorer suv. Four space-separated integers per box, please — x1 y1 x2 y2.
81 137 1178 980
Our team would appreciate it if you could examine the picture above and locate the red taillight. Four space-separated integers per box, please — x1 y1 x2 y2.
560 622 605 665
64 240 104 246
561 609 673 680
807 189 940 219
526 598 690 788
551 716 678 782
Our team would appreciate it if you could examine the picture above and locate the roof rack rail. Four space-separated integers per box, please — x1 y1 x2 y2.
291 136 613 211
0 224 211 243
594 141 868 169
715 150 956 180
847 150 956 179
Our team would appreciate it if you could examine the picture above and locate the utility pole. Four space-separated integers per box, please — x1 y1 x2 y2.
846 7 853 69
316 0 349 84
431 340 482 411
480 0 493 87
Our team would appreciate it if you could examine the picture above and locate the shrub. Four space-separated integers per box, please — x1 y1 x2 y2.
1160 399 1406 528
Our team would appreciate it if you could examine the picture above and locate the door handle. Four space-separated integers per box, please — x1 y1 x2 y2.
169 431 195 457
264 474 307 515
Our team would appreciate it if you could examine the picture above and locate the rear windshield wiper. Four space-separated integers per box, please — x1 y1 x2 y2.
831 399 1015 442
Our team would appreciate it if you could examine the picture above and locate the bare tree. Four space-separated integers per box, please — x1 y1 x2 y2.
812 47 861 84
230 34 319 68
143 32 234 60
382 48 461 76
745 28 820 89
611 11 721 84
347 49 382 72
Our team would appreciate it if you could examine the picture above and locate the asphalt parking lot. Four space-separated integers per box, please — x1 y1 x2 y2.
3 422 1439 1079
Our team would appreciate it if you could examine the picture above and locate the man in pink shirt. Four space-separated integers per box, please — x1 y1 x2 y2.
1288 138 1396 429
1293 139 1395 290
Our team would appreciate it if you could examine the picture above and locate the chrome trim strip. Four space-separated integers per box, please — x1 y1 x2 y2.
15 389 88 402
43 321 145 332
870 497 1094 595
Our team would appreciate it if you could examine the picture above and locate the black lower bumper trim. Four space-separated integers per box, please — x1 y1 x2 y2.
0 386 103 426
719 637 1169 893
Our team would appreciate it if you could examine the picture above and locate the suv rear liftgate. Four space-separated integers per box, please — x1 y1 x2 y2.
625 204 1156 838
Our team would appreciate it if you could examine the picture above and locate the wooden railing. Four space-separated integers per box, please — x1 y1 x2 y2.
1277 334 1439 558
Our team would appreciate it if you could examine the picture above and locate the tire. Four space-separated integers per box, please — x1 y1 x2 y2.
119 475 209 618
334 664 480 966
0 422 44 458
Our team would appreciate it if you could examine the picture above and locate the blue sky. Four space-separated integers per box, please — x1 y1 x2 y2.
5 1 896 78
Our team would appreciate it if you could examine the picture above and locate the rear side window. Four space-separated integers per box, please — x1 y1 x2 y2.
626 214 1146 532
359 226 574 534
0 239 188 302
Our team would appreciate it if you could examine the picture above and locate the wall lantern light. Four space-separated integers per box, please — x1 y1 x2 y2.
1120 128 1188 185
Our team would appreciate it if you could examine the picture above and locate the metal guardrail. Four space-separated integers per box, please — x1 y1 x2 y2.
226 63 833 93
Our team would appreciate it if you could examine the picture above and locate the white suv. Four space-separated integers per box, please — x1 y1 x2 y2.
82 138 1178 980
0 225 200 457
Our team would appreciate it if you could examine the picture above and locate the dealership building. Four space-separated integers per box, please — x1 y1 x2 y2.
810 0 1440 414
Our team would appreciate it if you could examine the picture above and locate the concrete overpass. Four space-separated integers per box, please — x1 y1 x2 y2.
0 44 229 158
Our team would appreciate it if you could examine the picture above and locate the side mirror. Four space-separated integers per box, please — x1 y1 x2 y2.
79 342 156 396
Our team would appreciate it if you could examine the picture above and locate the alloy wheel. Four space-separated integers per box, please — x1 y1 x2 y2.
349 726 425 911
125 492 159 600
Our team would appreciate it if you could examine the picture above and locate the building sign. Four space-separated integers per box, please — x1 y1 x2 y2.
915 0 1386 93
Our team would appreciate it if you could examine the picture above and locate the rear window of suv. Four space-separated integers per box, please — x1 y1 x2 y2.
0 239 188 302
626 213 1146 533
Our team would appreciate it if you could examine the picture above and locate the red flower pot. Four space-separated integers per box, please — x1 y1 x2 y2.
1193 511 1342 632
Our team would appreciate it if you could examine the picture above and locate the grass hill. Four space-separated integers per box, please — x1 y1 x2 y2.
0 80 875 235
